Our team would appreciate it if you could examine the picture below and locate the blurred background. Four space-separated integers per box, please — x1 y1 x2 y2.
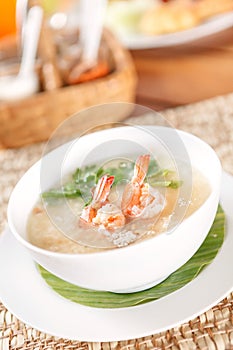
0 0 233 148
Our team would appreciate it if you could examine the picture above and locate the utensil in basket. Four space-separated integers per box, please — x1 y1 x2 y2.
0 5 43 101
68 0 108 84
16 0 28 49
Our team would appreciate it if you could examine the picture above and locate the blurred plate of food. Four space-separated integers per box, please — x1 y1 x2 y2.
105 0 233 49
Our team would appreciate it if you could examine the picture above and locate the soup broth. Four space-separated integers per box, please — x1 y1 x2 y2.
27 159 211 254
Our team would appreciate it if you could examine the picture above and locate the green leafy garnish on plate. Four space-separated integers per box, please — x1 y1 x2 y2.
38 205 225 309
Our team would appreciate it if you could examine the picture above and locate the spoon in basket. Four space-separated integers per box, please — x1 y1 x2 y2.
16 0 28 50
68 0 108 84
0 5 43 101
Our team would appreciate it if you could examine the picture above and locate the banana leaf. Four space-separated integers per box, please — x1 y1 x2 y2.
39 205 225 309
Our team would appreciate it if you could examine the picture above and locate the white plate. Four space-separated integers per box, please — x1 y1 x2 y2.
116 12 233 49
0 171 233 342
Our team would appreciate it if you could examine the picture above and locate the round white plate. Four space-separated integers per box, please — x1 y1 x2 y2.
116 12 233 49
0 172 233 342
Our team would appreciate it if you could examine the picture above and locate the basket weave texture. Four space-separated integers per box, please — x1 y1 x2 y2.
0 30 137 149
1 93 233 349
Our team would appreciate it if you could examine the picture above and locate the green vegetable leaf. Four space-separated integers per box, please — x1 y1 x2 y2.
42 164 103 201
149 180 183 189
148 168 171 179
41 185 81 199
42 158 181 201
168 180 183 189
72 168 81 182
103 161 134 185
146 159 159 177
39 205 225 309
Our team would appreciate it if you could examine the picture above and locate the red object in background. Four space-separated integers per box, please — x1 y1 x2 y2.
0 0 17 39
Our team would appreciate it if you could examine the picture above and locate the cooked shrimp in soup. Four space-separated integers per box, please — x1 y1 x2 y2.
27 155 211 253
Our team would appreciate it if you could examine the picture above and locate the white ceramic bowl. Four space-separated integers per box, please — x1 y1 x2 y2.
7 126 222 293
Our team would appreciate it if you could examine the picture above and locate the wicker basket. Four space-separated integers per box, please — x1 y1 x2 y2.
0 30 137 149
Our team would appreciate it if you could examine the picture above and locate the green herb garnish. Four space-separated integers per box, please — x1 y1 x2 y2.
42 165 103 202
42 158 182 201
149 180 183 189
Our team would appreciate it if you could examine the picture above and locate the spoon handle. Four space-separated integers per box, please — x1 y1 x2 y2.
80 0 107 63
19 5 43 76
16 0 28 50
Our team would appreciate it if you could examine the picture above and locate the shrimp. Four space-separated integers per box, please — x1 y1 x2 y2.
93 203 125 230
121 154 165 219
80 175 125 230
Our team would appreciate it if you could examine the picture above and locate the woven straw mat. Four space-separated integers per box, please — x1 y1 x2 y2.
1 93 233 350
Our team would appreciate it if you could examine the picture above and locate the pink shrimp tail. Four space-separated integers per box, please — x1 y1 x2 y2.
92 175 114 204
80 206 96 225
121 154 150 217
80 175 115 225
132 154 150 185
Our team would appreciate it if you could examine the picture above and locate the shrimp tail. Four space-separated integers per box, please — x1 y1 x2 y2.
93 175 114 205
121 154 151 217
132 154 150 185
80 206 96 224
79 175 115 225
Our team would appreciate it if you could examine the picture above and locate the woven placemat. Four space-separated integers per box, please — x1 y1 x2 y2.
1 94 233 350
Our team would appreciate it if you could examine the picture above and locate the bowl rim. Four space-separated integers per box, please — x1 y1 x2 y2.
7 126 222 259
